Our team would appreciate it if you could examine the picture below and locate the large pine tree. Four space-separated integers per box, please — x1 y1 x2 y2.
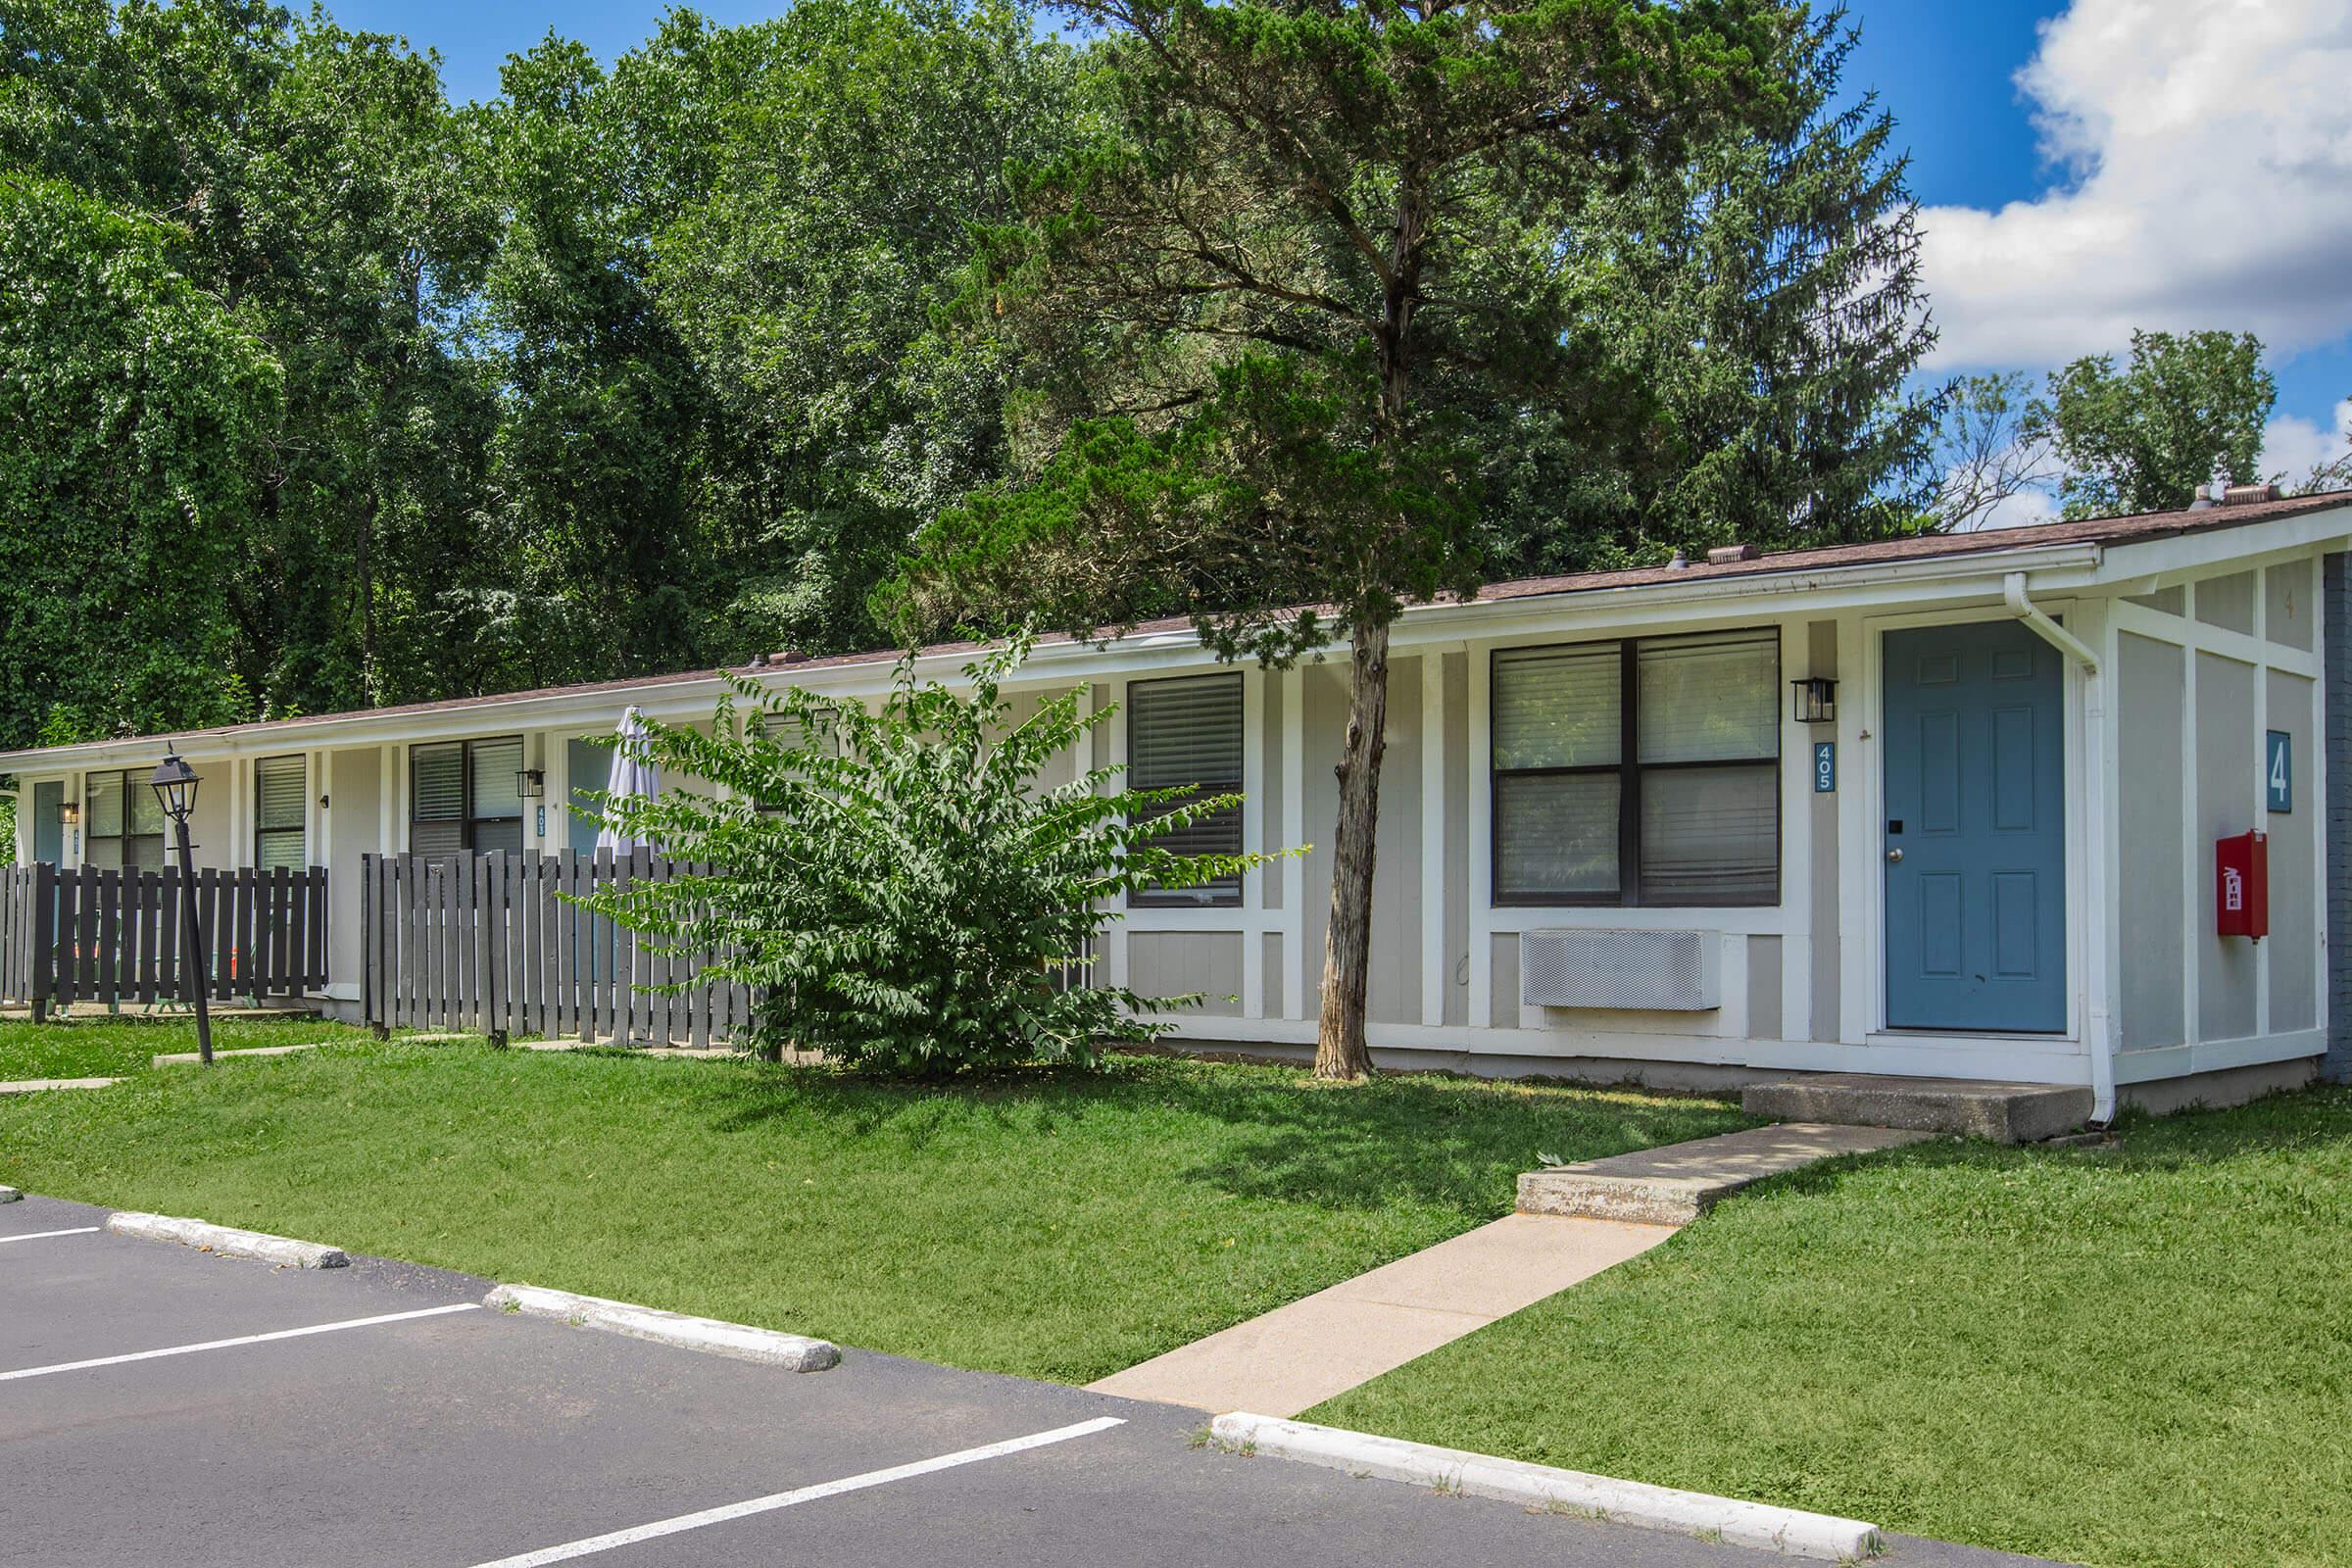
1481 6 1938 578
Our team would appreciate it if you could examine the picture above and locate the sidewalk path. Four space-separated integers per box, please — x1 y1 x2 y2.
0 1077 119 1096
1090 1120 1934 1415
1088 1212 1673 1415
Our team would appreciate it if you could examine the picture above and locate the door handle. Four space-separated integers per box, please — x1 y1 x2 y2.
1886 848 1905 863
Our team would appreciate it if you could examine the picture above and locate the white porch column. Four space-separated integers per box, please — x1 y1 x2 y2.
1420 649 1447 1028
1281 663 1307 1020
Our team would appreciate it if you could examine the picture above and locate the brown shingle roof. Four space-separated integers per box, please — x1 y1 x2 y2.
1475 488 2352 603
10 490 2347 759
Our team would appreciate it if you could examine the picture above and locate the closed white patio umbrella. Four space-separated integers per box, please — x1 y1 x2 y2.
596 706 662 855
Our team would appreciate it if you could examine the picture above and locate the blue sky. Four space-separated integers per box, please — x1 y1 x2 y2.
339 0 2352 475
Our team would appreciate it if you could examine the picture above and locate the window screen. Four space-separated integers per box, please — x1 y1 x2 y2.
254 756 307 871
468 737 525 853
411 743 466 855
1492 629 1779 906
1128 673 1245 906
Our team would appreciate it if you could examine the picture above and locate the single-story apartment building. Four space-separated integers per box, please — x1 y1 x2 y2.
10 485 2352 1117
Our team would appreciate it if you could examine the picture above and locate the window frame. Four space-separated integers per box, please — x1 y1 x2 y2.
253 754 308 872
410 736 526 855
1489 630 1782 909
1125 671 1247 910
83 767 167 871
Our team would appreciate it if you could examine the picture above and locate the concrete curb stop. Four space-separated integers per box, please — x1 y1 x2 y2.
1209 1413 1881 1561
484 1283 841 1372
104 1211 350 1269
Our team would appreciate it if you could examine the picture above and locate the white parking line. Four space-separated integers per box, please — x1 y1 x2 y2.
465 1415 1128 1568
0 1302 481 1384
0 1227 102 1245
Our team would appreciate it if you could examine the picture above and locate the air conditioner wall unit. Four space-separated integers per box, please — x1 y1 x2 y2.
1520 928 1721 1011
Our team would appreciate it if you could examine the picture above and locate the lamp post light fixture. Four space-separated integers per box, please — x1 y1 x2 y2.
1790 676 1838 725
149 750 213 1067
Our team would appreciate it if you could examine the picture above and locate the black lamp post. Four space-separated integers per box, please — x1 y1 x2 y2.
150 751 212 1067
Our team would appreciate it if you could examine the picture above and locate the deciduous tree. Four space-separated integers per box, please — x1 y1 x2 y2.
2046 328 2274 518
892 0 1785 1077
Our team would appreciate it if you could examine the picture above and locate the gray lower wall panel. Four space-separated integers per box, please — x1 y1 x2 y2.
2196 652 2259 1042
2118 633 2187 1049
2268 667 2318 1033
328 749 383 995
1746 935 1783 1041
1129 932 1245 1016
1490 933 1519 1029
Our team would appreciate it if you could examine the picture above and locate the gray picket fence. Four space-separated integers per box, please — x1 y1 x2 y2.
360 850 755 1047
0 862 328 1015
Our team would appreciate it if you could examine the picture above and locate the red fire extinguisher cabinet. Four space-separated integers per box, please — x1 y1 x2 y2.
2217 830 2269 940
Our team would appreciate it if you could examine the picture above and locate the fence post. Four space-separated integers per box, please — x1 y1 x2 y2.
30 863 56 1022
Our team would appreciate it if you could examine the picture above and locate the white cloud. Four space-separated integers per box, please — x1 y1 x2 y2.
2260 396 2352 482
1920 0 2352 370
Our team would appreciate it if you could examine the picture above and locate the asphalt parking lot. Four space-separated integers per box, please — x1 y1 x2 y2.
1 1193 2057 1567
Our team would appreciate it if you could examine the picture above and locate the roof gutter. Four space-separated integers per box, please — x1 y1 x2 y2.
2005 570 2115 1125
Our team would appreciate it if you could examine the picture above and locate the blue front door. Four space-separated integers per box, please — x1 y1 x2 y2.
1883 621 2067 1032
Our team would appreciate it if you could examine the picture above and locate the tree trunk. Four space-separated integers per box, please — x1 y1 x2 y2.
1315 620 1389 1080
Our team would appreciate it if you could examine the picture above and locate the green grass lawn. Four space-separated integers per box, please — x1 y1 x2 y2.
1311 1086 2352 1568
0 1030 1749 1384
0 1012 374 1082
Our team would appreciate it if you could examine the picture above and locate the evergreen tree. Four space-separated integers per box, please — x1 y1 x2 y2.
1483 6 1937 577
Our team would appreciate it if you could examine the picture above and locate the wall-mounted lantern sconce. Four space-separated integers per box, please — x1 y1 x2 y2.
1790 677 1838 725
59 800 80 829
516 768 546 800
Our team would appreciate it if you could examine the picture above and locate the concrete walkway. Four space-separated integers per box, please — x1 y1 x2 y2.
1089 1213 1675 1415
0 1077 120 1096
1091 1120 1936 1416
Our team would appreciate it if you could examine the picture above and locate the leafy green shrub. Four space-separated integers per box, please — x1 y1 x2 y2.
581 632 1274 1076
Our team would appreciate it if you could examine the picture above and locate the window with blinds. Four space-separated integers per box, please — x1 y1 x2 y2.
411 736 525 855
468 736 525 853
1127 672 1245 907
1492 628 1779 906
84 768 166 871
254 756 308 871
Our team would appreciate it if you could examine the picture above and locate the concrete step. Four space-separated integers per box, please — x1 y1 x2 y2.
1516 1123 1934 1225
1741 1073 2093 1143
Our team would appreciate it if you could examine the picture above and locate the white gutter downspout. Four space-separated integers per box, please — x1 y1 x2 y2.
2004 571 2116 1124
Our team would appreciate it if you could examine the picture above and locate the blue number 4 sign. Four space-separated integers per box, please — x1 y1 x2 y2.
2267 730 2292 812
